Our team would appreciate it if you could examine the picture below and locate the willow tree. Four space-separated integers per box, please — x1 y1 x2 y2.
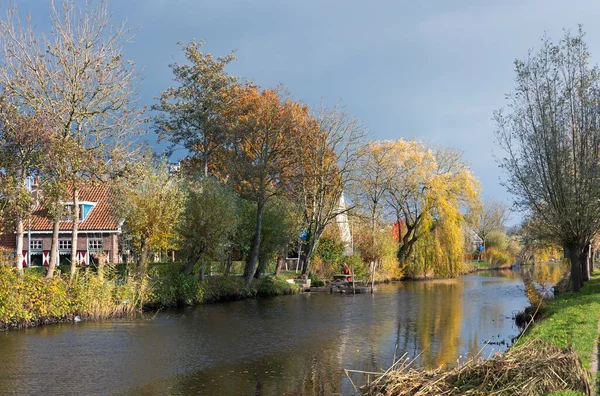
119 160 184 280
154 41 236 178
495 28 600 292
0 0 143 279
382 139 480 277
179 177 239 280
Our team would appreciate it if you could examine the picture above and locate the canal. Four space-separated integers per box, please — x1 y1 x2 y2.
0 264 564 395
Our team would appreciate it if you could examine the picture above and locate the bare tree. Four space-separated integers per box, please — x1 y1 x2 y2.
495 28 600 291
292 105 365 277
0 0 143 278
474 199 509 249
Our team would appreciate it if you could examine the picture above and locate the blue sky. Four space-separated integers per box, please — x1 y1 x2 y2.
15 0 600 222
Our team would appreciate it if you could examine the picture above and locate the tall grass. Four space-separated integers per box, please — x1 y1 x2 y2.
0 265 140 330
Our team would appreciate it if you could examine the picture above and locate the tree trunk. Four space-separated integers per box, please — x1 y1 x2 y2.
181 253 199 276
46 217 60 279
198 258 205 281
275 245 287 275
568 243 583 292
589 245 594 275
137 241 147 280
254 253 267 279
244 200 265 288
582 244 590 283
70 187 79 280
225 246 233 276
301 235 321 278
15 216 24 274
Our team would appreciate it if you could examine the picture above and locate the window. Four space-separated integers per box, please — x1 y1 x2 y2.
30 240 43 250
58 239 72 250
60 204 88 221
88 239 103 253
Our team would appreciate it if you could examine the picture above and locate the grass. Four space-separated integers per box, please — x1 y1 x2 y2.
518 272 600 370
468 260 491 270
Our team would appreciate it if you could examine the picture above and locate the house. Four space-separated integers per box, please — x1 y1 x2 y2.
0 184 122 267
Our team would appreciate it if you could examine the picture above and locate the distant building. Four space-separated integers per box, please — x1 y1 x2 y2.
468 229 484 251
336 195 353 256
0 185 122 267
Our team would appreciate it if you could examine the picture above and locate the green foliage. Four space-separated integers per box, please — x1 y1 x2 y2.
0 265 140 329
149 274 298 308
518 273 600 370
119 158 185 268
486 231 509 250
179 177 239 271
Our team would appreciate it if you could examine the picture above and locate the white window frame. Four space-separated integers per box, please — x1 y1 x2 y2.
58 239 72 251
88 238 104 253
30 240 43 250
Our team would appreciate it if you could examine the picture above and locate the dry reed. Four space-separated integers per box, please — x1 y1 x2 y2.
360 340 591 396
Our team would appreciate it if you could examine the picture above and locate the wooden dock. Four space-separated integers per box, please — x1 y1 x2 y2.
310 277 375 294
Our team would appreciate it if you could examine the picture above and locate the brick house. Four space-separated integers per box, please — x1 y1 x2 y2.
0 185 122 267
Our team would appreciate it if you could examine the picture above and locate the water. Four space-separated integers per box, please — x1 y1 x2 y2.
0 265 565 395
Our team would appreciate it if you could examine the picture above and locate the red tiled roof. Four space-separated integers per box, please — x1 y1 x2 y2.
29 185 121 232
0 234 16 250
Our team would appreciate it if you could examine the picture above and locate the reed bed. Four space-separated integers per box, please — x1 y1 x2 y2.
359 340 590 396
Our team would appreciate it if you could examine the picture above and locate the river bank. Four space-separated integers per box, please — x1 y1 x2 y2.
364 272 600 395
0 265 298 331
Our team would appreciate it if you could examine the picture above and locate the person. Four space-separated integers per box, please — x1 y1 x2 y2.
343 263 352 283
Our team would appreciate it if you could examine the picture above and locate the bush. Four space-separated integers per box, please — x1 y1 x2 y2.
485 247 514 268
486 231 510 250
0 265 140 329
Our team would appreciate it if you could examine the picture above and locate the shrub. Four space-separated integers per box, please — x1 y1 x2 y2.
485 247 514 268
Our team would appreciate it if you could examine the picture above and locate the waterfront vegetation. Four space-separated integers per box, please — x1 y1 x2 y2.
0 260 298 330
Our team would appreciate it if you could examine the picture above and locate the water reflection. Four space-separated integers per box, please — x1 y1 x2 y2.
0 266 559 395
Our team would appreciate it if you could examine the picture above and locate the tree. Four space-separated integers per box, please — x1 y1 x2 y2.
221 85 303 287
253 197 301 279
350 140 397 282
291 105 365 278
154 40 236 178
381 140 479 271
179 177 239 280
473 199 508 250
119 160 184 280
0 100 51 273
495 28 600 291
0 0 143 279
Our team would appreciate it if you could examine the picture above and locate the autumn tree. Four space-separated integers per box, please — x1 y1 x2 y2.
0 0 143 279
154 40 236 177
119 160 184 279
221 85 304 287
291 106 365 277
381 139 480 276
0 100 51 273
495 28 600 291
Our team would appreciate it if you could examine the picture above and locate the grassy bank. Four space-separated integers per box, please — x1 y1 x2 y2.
0 264 298 331
516 272 600 393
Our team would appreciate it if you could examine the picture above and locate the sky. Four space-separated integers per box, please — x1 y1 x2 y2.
14 0 600 224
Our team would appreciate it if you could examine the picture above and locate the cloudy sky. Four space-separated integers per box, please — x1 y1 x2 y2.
15 0 600 222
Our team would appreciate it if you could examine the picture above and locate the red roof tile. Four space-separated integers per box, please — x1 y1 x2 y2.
0 234 16 250
29 185 120 232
